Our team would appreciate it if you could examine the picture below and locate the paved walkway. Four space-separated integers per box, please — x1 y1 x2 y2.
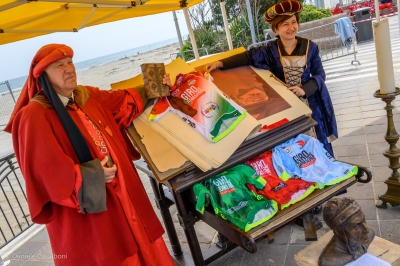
2 16 400 266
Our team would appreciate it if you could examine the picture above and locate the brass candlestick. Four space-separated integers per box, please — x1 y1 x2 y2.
374 88 400 208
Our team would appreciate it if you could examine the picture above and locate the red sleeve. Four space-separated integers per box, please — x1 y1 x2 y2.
85 86 144 129
54 164 82 213
11 103 78 223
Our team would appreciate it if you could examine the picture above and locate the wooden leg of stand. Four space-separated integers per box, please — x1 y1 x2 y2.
302 212 318 241
267 232 274 243
174 190 205 266
149 177 183 256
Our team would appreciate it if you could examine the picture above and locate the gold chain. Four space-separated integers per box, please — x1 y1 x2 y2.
88 120 109 155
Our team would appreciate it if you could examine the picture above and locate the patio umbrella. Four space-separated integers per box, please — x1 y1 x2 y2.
0 0 203 45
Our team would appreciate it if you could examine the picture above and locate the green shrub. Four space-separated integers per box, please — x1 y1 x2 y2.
181 3 332 59
230 16 252 48
300 4 332 23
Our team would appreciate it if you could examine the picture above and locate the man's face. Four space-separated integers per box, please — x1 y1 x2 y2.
344 210 370 245
44 57 77 97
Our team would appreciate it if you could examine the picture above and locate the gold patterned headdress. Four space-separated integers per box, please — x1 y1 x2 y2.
264 0 303 24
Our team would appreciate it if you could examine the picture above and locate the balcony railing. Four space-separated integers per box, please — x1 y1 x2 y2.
0 152 33 249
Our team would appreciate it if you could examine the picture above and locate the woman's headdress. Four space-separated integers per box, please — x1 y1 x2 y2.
264 0 303 24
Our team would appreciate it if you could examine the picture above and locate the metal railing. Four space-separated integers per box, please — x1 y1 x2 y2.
0 81 15 103
0 81 17 131
170 47 209 62
297 21 360 64
248 21 360 65
0 152 33 249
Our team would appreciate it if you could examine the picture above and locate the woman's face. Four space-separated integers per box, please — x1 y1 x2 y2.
275 15 298 42
343 210 370 245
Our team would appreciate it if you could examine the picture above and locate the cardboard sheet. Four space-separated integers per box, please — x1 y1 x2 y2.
188 47 246 70
136 107 214 171
111 58 194 90
119 54 312 175
133 118 188 172
138 105 261 171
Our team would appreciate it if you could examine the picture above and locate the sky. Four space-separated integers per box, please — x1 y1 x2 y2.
0 11 189 81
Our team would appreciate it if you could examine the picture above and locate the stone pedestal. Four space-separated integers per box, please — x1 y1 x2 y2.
294 231 400 266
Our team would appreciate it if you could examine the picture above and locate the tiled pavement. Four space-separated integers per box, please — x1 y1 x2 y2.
2 16 400 266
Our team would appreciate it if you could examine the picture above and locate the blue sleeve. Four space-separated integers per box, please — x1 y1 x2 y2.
308 42 326 85
248 45 272 71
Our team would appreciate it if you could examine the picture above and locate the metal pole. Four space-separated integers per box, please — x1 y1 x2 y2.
172 11 184 49
375 0 380 21
245 0 257 44
220 0 233 50
398 0 400 37
351 33 360 65
182 7 200 60
5 81 15 103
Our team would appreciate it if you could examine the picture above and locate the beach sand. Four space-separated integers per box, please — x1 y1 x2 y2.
77 42 181 90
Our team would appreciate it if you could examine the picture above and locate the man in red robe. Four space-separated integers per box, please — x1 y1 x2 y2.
5 44 175 266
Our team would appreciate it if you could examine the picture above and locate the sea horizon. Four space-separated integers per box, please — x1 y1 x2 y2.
1 36 179 93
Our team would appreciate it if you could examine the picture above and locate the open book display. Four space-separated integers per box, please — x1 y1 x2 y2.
111 49 312 181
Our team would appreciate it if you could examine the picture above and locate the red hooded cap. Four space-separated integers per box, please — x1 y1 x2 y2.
264 0 303 24
5 44 74 133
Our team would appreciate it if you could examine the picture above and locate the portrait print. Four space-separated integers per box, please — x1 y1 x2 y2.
210 66 291 120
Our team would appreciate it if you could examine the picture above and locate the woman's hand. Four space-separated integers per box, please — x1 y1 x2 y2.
203 61 223 73
101 156 117 183
163 73 172 87
287 86 305 97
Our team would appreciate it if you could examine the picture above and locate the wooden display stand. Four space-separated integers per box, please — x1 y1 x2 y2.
127 115 372 266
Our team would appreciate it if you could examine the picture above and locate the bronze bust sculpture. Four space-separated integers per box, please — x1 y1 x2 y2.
318 198 375 266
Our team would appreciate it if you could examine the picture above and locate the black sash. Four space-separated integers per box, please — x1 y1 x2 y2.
39 72 93 164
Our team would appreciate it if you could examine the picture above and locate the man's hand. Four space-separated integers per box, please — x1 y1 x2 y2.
163 73 172 87
203 61 223 73
287 86 305 97
101 156 117 183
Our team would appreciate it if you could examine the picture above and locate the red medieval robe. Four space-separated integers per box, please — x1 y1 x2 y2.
11 85 172 265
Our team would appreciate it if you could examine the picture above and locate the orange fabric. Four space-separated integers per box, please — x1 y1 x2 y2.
53 164 82 212
4 44 73 133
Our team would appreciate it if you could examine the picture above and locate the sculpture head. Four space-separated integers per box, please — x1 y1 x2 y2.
319 198 374 266
323 198 373 258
